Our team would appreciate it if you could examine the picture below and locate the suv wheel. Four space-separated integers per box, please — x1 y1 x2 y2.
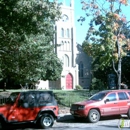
127 109 130 119
0 119 6 130
88 109 100 123
0 122 3 130
40 113 54 129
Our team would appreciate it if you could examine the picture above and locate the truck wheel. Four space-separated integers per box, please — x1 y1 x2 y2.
88 109 100 123
40 114 54 129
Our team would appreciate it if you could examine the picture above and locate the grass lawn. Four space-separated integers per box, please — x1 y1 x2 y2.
0 89 98 107
53 90 92 107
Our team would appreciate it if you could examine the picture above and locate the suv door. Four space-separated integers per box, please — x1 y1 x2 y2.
117 92 129 114
102 93 119 115
14 92 37 122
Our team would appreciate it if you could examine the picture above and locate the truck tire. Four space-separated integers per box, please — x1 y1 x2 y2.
40 113 54 129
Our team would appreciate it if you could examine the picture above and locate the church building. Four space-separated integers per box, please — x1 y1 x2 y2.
37 0 92 90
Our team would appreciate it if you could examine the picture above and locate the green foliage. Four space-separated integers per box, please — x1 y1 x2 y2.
75 85 83 90
121 56 130 85
89 78 107 91
81 0 130 89
54 90 90 107
0 0 62 85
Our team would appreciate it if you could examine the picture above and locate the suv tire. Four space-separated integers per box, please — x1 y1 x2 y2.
0 119 6 130
127 109 130 119
88 109 100 123
40 113 54 129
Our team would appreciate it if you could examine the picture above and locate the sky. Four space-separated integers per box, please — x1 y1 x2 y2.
74 1 91 44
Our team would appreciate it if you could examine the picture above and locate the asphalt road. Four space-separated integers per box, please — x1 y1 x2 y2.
13 114 130 130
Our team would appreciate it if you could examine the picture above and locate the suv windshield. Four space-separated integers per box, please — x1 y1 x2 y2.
6 92 19 104
89 92 107 101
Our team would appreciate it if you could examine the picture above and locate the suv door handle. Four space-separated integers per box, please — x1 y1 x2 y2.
114 103 118 104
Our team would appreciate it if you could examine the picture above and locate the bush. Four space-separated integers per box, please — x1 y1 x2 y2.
89 78 107 91
75 85 83 90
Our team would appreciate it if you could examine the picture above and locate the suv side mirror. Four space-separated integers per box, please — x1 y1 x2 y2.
104 99 109 104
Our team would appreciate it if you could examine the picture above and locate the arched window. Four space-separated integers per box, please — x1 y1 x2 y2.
68 41 70 51
79 62 83 77
67 28 70 38
61 41 64 50
64 54 69 67
65 41 67 50
61 56 64 64
61 28 64 37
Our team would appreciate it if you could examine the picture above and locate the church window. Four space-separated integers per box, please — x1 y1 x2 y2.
61 41 64 50
62 15 69 22
79 62 83 77
64 54 69 67
67 28 70 38
65 41 67 50
61 28 64 37
68 41 70 51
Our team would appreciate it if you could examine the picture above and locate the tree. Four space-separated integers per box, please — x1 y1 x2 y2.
80 0 130 89
0 0 63 88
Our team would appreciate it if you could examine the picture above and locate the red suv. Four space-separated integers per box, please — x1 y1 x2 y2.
70 90 130 123
0 91 59 129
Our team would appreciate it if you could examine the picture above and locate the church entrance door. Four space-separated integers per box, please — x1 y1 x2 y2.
66 73 73 89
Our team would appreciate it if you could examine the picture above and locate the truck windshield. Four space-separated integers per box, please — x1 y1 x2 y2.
6 92 19 104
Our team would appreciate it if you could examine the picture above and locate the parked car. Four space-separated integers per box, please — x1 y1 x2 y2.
0 90 59 129
70 89 130 123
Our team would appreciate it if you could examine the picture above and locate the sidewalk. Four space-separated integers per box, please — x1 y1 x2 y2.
59 106 70 116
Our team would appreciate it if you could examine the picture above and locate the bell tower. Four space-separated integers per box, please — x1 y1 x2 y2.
53 0 78 90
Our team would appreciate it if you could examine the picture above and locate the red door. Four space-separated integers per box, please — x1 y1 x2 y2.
66 74 73 89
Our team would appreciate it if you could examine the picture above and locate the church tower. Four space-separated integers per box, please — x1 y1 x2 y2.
50 0 78 90
35 0 91 90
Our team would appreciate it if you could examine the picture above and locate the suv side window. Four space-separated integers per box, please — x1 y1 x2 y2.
36 92 52 106
106 93 117 101
118 92 129 100
20 93 36 108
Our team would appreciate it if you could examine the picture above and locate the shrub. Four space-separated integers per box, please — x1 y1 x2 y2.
89 78 107 91
75 85 83 90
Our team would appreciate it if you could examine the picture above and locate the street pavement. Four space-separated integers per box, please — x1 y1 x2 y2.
14 114 130 130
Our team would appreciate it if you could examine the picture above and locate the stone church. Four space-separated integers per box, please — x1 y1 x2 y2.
37 0 92 90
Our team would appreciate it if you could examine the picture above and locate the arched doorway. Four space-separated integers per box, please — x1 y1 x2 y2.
66 73 73 89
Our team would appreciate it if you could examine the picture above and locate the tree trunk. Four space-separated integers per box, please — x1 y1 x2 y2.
118 58 122 89
3 82 6 91
117 38 122 89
